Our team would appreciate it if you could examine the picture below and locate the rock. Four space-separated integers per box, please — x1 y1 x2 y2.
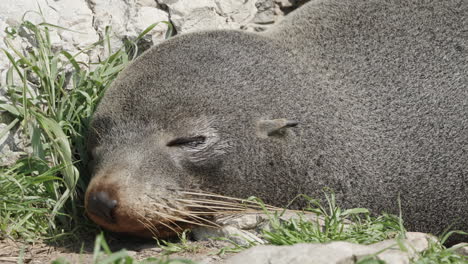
210 213 270 230
198 255 226 264
226 232 433 264
451 243 468 256
253 0 277 24
193 211 433 264
158 0 252 33
209 211 325 230
193 225 265 247
0 0 99 53
0 121 25 166
158 0 282 33
192 211 326 246
88 0 169 54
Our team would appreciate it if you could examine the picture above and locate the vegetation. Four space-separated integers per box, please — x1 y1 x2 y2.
50 233 196 264
0 14 169 240
261 193 405 245
413 231 468 264
0 15 466 264
157 231 202 256
216 195 467 263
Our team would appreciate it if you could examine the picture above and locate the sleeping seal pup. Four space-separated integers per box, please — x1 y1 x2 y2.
85 0 468 240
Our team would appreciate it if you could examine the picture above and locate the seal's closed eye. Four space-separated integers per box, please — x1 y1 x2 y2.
166 136 207 147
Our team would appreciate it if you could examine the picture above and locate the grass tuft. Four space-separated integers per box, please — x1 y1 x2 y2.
0 15 170 240
156 230 202 256
218 193 467 262
0 158 61 241
413 231 468 264
259 192 405 245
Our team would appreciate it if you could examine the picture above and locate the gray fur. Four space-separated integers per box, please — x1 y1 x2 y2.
87 0 468 240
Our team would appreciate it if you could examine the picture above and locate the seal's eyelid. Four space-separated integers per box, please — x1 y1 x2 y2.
166 136 207 147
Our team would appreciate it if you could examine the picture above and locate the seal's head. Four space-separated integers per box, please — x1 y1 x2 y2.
85 115 235 237
84 29 302 237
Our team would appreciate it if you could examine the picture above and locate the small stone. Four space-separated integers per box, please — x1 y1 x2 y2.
198 255 225 264
215 213 269 230
193 225 265 247
451 243 468 256
253 0 276 24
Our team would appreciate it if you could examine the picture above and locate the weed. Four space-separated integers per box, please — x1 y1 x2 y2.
156 230 202 256
50 233 197 264
215 236 259 255
412 231 468 264
261 192 405 245
0 14 170 240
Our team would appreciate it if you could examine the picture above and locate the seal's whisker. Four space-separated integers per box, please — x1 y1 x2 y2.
188 210 261 215
182 201 281 213
187 205 252 211
157 219 181 235
179 202 252 211
145 209 185 231
185 214 220 227
142 210 188 233
180 200 247 210
142 220 160 236
182 199 268 210
148 201 220 228
176 198 259 209
136 214 161 237
146 195 221 226
162 217 184 232
180 191 281 209
167 209 220 228
151 202 222 227
152 207 204 226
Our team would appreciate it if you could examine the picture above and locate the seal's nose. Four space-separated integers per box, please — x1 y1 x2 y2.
87 191 117 223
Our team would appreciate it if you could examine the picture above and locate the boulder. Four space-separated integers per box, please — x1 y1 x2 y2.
226 232 433 264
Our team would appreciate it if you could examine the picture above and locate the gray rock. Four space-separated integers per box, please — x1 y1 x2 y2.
192 211 326 246
158 0 255 33
198 255 226 264
226 232 433 264
157 0 282 33
253 0 277 24
193 225 265 247
0 122 25 166
88 0 169 53
451 243 468 257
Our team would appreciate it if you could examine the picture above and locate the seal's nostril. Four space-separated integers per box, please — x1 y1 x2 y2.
87 191 117 223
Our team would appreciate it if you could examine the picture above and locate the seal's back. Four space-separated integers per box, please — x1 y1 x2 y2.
265 0 468 238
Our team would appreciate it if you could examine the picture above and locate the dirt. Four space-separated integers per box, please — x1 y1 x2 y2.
0 233 234 264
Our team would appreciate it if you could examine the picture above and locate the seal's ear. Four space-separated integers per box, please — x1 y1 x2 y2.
256 119 299 138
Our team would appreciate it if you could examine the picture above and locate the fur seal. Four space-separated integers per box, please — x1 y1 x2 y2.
85 0 468 240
